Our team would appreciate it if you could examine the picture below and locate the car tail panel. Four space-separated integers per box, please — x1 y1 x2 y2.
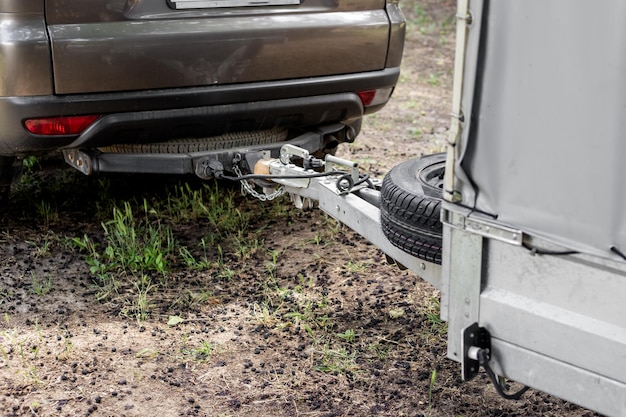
45 0 393 94
167 0 301 9
0 1 53 96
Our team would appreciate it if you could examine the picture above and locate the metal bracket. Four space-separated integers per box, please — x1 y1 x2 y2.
63 149 94 175
462 323 491 381
442 209 523 246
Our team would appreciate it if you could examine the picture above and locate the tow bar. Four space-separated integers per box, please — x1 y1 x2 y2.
228 144 442 289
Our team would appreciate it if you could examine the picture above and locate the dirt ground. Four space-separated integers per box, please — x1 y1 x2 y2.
0 1 604 417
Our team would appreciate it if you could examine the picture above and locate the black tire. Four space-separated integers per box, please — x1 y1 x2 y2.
98 128 288 154
380 153 445 264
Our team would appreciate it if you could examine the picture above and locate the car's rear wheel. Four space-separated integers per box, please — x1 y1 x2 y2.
380 153 445 264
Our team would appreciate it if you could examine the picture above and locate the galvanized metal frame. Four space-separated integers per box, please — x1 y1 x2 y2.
439 211 482 365
284 179 442 289
441 203 626 417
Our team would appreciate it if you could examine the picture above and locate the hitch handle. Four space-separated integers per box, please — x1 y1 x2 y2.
280 144 310 165
325 155 359 183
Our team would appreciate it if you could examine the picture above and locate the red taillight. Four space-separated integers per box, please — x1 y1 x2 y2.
24 115 100 136
357 87 394 108
357 90 377 107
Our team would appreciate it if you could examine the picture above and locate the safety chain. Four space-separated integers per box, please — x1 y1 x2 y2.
233 164 285 201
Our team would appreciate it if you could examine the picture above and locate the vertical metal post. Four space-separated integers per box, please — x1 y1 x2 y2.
441 225 483 365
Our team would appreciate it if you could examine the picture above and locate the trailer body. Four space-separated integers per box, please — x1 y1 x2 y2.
441 1 626 415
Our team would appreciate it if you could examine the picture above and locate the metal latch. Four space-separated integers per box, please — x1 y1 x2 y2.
442 209 523 246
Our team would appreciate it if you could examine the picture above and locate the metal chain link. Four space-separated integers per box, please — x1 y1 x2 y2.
233 164 285 201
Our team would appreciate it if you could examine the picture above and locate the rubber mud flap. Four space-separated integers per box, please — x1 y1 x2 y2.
380 153 445 264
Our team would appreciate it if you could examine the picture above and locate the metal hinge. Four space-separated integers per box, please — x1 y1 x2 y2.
442 209 523 246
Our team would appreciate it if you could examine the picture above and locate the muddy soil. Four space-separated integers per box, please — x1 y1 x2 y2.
0 1 603 417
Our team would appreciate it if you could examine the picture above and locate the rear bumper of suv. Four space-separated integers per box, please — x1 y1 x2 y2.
0 68 400 155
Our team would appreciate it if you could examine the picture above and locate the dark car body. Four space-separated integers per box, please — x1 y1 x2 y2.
0 0 404 187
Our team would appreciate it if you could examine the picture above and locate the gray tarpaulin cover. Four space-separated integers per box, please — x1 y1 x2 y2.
454 0 626 259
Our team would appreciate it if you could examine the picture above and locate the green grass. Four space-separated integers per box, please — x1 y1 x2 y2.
336 329 357 343
64 200 176 309
30 271 53 296
187 342 215 362
101 201 174 276
125 274 156 321
26 232 54 257
181 338 217 362
36 201 58 228
429 368 438 409
0 321 49 384
178 245 211 270
424 295 447 336
7 161 420 382
402 0 455 35
427 73 441 86
314 344 359 374
343 259 369 274
55 179 270 319
21 155 40 173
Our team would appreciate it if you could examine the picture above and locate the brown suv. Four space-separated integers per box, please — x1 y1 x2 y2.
0 0 405 196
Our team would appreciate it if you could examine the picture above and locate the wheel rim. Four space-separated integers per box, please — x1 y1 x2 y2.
418 161 445 193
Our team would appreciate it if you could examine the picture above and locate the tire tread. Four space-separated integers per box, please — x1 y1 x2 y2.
99 128 288 154
380 154 444 265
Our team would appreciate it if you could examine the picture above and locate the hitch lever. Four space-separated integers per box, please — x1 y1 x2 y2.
280 144 310 165
325 155 359 184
